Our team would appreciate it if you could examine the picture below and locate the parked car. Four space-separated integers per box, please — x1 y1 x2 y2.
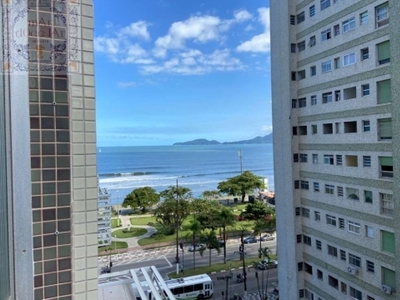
188 243 206 252
261 233 275 241
258 259 278 270
207 239 225 249
243 236 258 244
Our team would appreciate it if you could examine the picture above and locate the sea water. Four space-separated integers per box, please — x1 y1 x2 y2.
97 144 274 204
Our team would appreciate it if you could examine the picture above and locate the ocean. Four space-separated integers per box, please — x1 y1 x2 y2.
97 144 274 205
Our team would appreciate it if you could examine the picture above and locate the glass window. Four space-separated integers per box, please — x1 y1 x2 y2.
309 5 315 17
382 267 395 289
313 182 320 192
336 155 342 165
380 193 393 215
366 225 374 238
366 260 374 273
326 214 337 226
379 156 393 178
333 24 340 36
349 253 361 267
321 29 331 41
297 11 305 24
340 249 346 261
324 155 334 165
322 92 332 103
291 43 296 53
297 40 306 52
375 2 389 28
348 221 360 234
363 155 371 166
361 48 369 60
381 230 395 253
349 286 362 300
360 11 368 25
316 240 322 250
321 0 331 11
310 66 316 76
315 211 320 220
363 120 370 132
321 61 332 73
327 245 337 257
299 98 307 108
364 190 373 203
290 15 296 25
292 99 297 108
362 84 370 96
342 17 355 32
377 80 391 104
309 36 316 47
378 118 392 140
377 41 390 65
343 53 356 66
312 154 318 164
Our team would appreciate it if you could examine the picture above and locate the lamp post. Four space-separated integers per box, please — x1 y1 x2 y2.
175 179 180 273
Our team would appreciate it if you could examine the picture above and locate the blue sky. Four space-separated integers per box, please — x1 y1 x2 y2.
94 0 271 146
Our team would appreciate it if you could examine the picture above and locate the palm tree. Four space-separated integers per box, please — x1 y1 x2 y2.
248 261 261 299
218 207 236 264
253 219 269 254
186 219 202 269
258 247 272 295
202 230 220 267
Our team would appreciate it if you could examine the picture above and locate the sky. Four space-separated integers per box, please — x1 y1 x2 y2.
94 0 272 147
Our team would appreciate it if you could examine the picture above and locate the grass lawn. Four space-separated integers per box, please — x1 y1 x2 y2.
130 215 156 226
111 218 122 228
168 255 278 278
112 227 147 238
98 241 128 253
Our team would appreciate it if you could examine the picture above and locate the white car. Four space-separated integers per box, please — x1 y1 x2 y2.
261 233 275 241
258 259 278 270
188 243 206 252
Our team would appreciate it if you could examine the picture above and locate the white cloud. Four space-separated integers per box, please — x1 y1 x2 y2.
234 9 253 22
236 7 270 53
118 21 151 40
94 37 120 54
118 81 137 88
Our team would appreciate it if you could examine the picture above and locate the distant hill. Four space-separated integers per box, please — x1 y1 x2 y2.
173 134 272 145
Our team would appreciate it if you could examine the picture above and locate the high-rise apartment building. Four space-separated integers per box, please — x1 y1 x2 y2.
271 1 399 299
1 0 98 299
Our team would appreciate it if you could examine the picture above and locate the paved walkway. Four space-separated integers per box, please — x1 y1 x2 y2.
111 215 156 249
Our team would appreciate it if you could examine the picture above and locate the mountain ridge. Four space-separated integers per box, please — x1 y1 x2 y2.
173 134 273 145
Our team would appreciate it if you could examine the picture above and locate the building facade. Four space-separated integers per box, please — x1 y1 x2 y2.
98 185 112 247
271 1 400 299
1 0 98 299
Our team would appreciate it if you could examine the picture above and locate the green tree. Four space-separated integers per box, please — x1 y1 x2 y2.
217 170 265 203
201 230 220 267
202 190 221 200
186 220 203 270
160 185 192 201
190 199 221 218
216 207 236 264
153 199 190 235
241 200 274 220
253 219 269 252
122 187 160 213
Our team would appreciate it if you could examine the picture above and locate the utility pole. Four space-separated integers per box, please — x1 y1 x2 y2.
175 178 180 274
217 274 232 300
240 233 247 298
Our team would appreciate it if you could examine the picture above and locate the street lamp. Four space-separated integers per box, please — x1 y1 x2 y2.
175 179 180 271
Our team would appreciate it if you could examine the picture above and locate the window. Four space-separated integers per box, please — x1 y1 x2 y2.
377 79 391 104
349 286 362 300
346 187 359 200
301 180 309 190
324 155 334 165
382 267 396 290
327 245 337 257
291 43 296 53
364 190 373 203
314 211 321 220
297 11 305 24
366 225 374 238
335 90 341 101
314 182 320 193
291 72 296 81
294 180 300 189
344 121 357 133
322 92 332 103
303 235 311 246
337 186 343 197
335 122 340 133
343 53 356 66
297 234 302 243
367 296 375 300
316 240 322 250
290 15 296 25
379 156 393 178
349 253 361 267
360 11 368 25
339 218 345 229
334 57 340 69
323 123 333 134
343 87 357 99
310 66 316 76
309 5 315 17
298 290 304 298
326 214 337 226
312 154 318 164
297 40 306 52
381 230 395 253
302 208 310 218
362 84 370 96
328 276 339 289
340 249 346 261
292 126 297 135
375 2 389 28
317 269 323 280
341 282 347 294
293 153 299 162
362 121 370 132
366 260 374 273
380 193 393 215
299 126 307 135
348 221 361 234
295 207 301 216
342 17 355 32
377 41 390 65
363 155 371 167
298 70 306 80
310 96 317 107
321 28 331 41
311 124 317 134
333 24 340 36
292 99 297 108
299 98 307 108
297 262 303 271
361 48 369 60
321 61 331 73
321 0 331 11
336 155 342 165
378 118 392 140
325 184 334 194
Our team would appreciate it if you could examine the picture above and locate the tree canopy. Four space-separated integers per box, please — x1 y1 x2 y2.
121 186 160 213
160 185 192 201
217 170 265 202
202 190 221 200
240 200 274 220
153 198 191 235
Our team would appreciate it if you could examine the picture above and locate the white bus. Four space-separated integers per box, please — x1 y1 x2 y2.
143 274 214 300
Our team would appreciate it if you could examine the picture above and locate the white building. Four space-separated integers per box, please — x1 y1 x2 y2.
98 186 112 247
271 1 398 299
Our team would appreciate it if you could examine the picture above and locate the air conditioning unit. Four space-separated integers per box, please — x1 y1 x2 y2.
381 285 392 295
347 266 358 275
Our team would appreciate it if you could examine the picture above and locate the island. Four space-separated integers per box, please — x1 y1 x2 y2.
173 134 273 145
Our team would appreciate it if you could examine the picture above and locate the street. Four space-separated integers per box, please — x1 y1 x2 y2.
105 239 278 298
